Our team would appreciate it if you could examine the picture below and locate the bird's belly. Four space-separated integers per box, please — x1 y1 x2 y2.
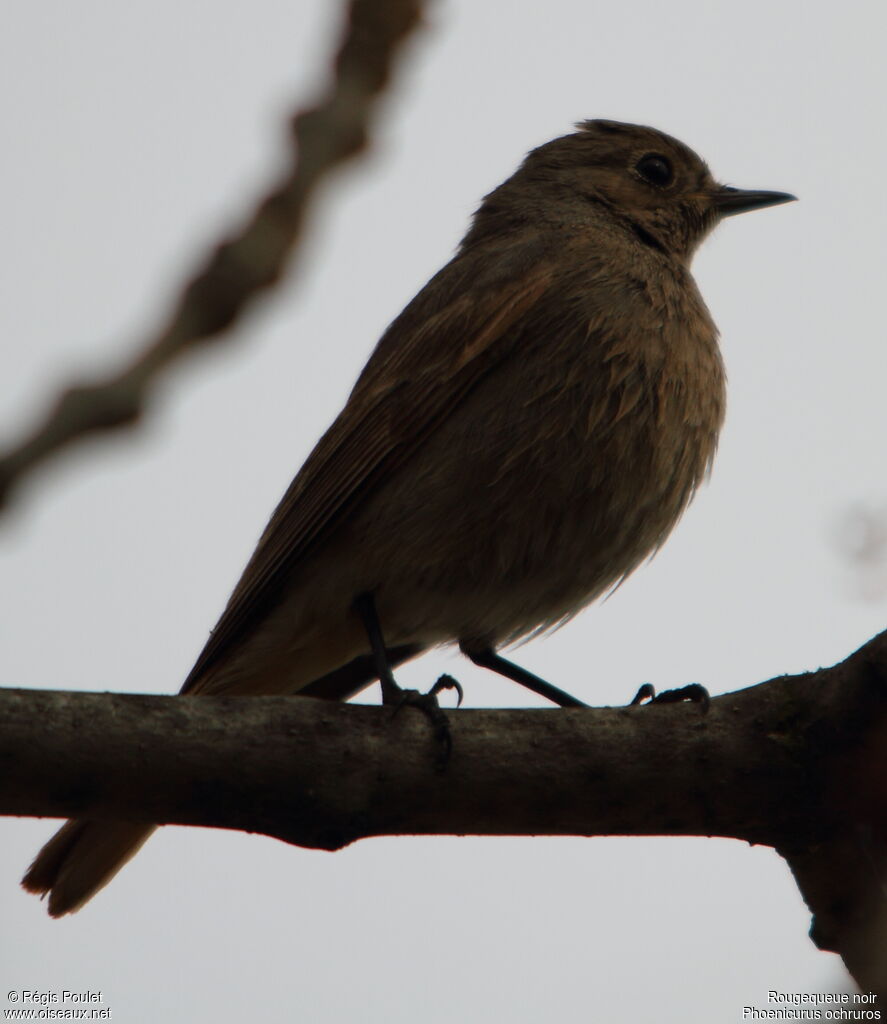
354 357 717 647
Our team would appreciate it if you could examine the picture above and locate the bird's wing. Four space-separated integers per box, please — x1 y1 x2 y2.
180 252 556 693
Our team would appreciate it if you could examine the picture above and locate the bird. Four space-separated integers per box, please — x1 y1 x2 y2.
22 119 795 915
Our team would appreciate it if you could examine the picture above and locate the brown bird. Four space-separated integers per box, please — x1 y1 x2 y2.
22 119 794 915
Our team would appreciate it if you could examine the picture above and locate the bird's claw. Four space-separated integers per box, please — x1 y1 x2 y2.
390 676 464 769
430 673 464 707
629 682 656 706
629 682 710 713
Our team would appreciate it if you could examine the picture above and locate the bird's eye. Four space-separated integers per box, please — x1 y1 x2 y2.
635 153 674 188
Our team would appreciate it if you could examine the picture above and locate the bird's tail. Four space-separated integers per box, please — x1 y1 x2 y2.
21 819 155 917
20 641 424 916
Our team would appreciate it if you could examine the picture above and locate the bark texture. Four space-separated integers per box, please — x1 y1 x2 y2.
4 630 887 995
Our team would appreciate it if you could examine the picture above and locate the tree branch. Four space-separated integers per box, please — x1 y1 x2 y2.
4 629 887 995
0 0 426 510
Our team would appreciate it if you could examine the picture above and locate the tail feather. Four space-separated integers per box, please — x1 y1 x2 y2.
21 642 425 915
21 820 155 917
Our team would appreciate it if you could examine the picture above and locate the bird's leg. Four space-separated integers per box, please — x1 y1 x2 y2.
353 592 462 766
352 592 402 705
630 682 710 712
464 644 708 712
460 644 588 708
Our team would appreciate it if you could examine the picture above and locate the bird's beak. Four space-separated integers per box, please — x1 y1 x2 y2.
712 186 797 218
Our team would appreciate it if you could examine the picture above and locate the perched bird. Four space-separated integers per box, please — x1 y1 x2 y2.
22 119 794 915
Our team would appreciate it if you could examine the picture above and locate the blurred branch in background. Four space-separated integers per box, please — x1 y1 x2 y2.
834 501 887 602
0 0 426 511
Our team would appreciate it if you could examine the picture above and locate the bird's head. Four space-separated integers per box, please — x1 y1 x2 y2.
472 119 795 261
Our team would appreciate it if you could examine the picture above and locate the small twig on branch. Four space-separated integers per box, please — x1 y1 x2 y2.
4 630 887 996
0 0 426 510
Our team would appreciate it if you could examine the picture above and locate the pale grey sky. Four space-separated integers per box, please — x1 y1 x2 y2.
2 1 885 1021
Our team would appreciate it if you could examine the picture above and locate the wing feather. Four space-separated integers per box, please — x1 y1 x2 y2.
181 253 554 692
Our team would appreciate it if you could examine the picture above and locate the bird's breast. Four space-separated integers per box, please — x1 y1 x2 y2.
351 264 726 646
451 268 726 639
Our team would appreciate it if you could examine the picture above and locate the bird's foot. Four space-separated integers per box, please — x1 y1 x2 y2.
629 682 710 713
389 674 464 770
